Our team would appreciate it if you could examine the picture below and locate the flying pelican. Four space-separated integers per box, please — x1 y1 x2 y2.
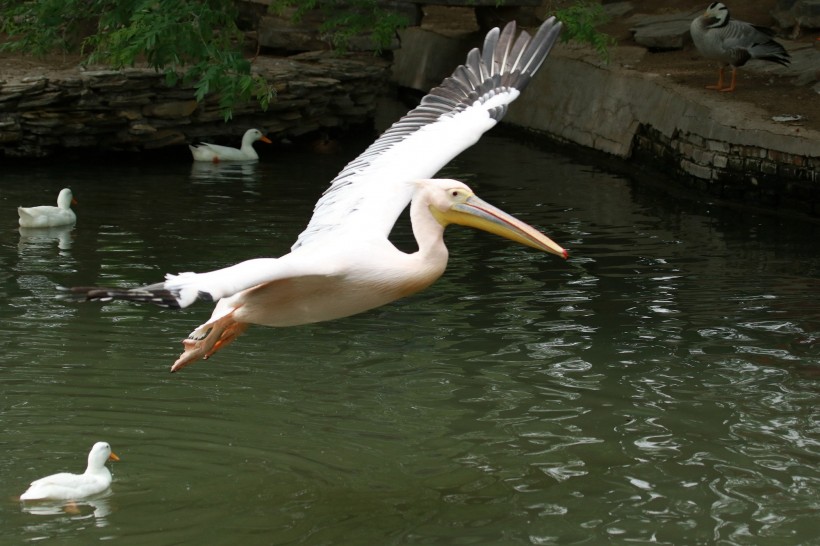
690 2 790 92
70 18 567 372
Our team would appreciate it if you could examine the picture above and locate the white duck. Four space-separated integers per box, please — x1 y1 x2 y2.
189 128 272 163
690 2 791 92
18 188 77 228
20 442 120 501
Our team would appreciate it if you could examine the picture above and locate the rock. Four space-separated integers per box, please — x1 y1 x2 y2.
0 52 388 158
18 91 65 109
0 79 48 96
118 110 143 121
129 123 157 135
503 46 820 214
257 12 329 51
0 119 22 142
81 70 129 88
772 0 820 30
392 26 475 91
142 100 198 119
140 129 187 149
602 2 635 18
629 12 694 50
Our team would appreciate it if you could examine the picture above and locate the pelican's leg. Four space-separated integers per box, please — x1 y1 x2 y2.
170 307 249 372
720 67 738 92
706 67 725 90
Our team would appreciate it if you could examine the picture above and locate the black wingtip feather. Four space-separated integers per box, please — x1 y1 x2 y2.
66 285 182 309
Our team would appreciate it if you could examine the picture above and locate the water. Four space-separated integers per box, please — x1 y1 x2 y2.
1 132 818 545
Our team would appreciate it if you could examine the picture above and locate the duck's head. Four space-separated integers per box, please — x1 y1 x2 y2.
57 188 77 209
88 442 120 470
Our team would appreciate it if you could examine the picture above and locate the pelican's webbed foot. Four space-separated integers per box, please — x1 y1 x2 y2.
170 309 249 372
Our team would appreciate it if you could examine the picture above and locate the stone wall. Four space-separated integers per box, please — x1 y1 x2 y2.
0 53 389 158
631 125 817 211
503 46 819 215
391 27 819 216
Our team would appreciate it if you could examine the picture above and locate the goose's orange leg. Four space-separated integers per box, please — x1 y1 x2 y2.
720 67 737 92
706 67 725 90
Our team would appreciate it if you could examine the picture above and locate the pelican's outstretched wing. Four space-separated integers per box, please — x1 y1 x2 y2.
69 18 563 310
291 17 563 250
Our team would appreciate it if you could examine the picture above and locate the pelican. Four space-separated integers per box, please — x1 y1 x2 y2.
20 442 120 502
189 128 272 162
690 2 790 92
70 18 567 372
18 188 77 228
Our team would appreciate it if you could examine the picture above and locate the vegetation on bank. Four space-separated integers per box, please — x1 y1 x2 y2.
0 0 612 120
1 0 274 121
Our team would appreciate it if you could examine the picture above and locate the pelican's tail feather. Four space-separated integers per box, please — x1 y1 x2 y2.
65 284 183 309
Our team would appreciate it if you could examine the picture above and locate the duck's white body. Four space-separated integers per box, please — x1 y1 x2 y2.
18 188 77 228
189 128 272 163
20 442 119 501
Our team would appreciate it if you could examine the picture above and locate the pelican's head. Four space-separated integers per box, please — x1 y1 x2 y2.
703 2 729 27
424 179 567 259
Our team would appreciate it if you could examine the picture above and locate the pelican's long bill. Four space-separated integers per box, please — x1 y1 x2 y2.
437 194 568 259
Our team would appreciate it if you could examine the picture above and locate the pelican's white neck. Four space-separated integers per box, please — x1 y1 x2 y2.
409 183 450 266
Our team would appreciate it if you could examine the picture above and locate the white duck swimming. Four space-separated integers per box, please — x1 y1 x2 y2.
189 128 272 163
18 188 77 228
690 2 791 92
20 442 120 501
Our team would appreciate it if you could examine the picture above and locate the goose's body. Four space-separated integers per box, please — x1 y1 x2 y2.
189 128 272 162
690 2 790 91
18 188 77 228
20 442 120 501
71 19 568 372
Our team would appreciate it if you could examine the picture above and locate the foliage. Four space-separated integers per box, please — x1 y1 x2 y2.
0 0 274 121
271 1 613 60
551 1 616 61
0 0 613 120
269 0 408 53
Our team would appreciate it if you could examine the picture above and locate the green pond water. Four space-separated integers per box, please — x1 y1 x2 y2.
1 132 818 545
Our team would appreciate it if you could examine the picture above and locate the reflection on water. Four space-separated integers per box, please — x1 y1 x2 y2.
189 160 261 184
0 133 818 545
21 494 112 527
18 226 75 251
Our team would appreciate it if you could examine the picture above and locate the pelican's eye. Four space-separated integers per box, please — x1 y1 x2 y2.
449 188 470 202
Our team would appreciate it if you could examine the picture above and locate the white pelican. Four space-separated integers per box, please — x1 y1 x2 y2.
71 18 567 372
690 2 790 92
189 128 272 162
18 188 77 228
20 442 120 501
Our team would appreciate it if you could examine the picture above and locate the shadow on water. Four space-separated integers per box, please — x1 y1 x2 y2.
0 131 817 545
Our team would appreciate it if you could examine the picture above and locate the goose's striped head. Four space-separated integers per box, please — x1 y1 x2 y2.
703 2 730 28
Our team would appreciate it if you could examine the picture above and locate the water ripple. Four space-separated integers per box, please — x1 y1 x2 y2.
1 136 818 544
